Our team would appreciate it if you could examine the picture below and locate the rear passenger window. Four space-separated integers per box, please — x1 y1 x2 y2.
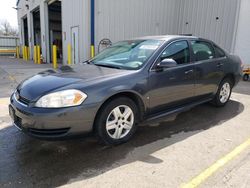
214 45 226 58
160 41 190 65
191 41 215 61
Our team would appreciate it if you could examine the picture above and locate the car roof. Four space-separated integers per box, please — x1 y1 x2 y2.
133 35 199 41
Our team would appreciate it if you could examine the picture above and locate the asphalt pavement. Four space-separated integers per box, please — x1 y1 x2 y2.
0 57 249 188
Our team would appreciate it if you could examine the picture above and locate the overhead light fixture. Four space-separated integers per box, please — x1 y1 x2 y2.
12 7 21 10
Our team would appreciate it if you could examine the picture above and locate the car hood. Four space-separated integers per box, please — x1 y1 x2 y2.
17 64 130 101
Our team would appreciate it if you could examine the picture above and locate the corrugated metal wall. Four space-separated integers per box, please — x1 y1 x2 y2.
62 0 91 63
234 0 250 64
95 0 179 47
17 0 242 63
95 0 240 52
0 37 19 49
177 0 240 52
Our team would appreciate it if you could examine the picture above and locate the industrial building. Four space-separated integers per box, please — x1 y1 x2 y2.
16 0 250 65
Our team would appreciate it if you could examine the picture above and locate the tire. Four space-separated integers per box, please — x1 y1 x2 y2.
243 74 249 81
212 78 232 107
95 97 138 145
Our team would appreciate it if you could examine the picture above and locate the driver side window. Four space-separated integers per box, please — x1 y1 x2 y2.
160 41 190 65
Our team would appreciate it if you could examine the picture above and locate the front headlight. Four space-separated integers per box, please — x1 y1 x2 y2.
35 89 87 108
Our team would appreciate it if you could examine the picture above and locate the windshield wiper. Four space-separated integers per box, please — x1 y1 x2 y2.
82 59 92 64
94 63 122 69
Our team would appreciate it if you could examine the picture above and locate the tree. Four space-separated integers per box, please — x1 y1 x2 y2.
0 20 18 36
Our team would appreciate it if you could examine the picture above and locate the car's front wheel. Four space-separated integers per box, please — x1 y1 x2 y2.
212 78 232 107
95 97 138 145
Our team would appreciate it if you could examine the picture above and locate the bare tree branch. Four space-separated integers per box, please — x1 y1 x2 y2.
0 20 18 36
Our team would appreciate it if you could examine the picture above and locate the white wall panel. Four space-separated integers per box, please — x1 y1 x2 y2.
177 0 240 52
17 0 245 63
95 0 179 49
234 0 250 65
0 37 19 48
62 0 91 63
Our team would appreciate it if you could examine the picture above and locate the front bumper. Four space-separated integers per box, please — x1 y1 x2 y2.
9 94 97 139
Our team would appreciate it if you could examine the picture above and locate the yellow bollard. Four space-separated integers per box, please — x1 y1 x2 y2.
37 45 41 64
53 45 57 69
68 44 71 65
16 46 20 59
22 46 25 60
25 46 28 61
25 46 27 61
24 46 26 61
34 46 37 64
27 46 30 60
91 45 95 58
18 46 20 59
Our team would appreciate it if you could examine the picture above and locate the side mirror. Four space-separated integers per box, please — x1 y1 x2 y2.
156 58 177 70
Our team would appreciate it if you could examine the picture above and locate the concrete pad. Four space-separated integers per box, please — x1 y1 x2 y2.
0 92 249 188
201 149 250 188
60 94 250 188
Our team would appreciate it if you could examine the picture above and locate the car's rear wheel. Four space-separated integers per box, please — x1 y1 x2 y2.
243 74 249 81
95 97 138 145
212 78 232 107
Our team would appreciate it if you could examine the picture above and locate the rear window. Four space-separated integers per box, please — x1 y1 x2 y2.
191 41 215 61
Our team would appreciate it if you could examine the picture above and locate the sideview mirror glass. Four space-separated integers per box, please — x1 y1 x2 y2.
157 58 177 69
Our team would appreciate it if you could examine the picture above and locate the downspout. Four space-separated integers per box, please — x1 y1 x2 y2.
90 0 95 58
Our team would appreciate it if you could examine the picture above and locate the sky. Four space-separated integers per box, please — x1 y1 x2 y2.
0 0 18 28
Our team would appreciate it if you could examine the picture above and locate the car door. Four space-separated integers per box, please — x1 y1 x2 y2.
190 40 225 99
148 40 195 115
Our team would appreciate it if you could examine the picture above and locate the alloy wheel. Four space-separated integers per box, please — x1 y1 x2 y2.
106 105 134 139
219 82 231 103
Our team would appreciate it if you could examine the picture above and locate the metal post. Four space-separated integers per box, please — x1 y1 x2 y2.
68 44 72 65
91 46 95 58
34 46 37 64
53 45 57 69
90 0 95 58
37 45 41 64
25 46 28 61
27 46 30 60
22 46 25 60
16 46 20 59
24 46 27 61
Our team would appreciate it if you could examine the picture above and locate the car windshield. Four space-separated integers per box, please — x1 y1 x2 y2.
91 40 163 70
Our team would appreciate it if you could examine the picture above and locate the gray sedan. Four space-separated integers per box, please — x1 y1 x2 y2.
9 35 242 145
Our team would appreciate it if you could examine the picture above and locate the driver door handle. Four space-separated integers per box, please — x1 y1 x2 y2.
217 63 224 67
185 70 194 74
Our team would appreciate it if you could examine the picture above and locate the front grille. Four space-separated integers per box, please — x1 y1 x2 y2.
28 128 70 137
18 95 30 105
14 116 22 128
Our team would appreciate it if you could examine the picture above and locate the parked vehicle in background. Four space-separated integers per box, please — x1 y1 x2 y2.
9 35 242 145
